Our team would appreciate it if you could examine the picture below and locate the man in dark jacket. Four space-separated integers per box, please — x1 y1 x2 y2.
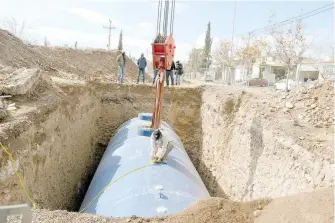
175 61 183 85
166 60 175 86
137 53 147 84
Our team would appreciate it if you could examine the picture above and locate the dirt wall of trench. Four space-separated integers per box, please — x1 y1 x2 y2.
1 79 333 213
0 81 202 210
198 87 334 201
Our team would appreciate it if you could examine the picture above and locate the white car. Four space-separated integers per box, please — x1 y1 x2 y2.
274 79 297 91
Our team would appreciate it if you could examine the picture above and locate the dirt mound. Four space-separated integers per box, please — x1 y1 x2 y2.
0 30 53 70
33 46 138 82
0 29 138 83
9 188 332 223
287 80 334 128
161 198 256 223
255 187 333 223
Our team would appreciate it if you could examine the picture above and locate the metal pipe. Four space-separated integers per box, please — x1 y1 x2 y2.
80 113 210 217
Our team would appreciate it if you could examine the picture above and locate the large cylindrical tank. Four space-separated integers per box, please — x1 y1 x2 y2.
80 113 210 217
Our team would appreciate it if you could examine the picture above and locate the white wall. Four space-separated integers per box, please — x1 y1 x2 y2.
235 67 242 81
252 64 260 78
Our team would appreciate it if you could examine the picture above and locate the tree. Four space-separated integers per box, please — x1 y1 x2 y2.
213 40 235 83
266 19 308 92
188 48 203 78
236 39 267 80
199 22 213 72
4 17 25 39
3 17 38 45
118 30 123 51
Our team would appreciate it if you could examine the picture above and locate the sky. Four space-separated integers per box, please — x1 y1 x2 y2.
0 0 333 61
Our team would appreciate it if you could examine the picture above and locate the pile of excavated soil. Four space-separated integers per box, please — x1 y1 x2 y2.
269 80 334 162
7 188 332 223
0 29 137 83
33 46 138 82
0 30 53 70
285 80 334 128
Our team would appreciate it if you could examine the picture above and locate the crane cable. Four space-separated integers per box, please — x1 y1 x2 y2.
163 0 169 36
156 0 161 35
170 0 176 34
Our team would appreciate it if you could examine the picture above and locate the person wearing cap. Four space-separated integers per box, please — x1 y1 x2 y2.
150 128 174 163
137 53 147 84
116 51 126 83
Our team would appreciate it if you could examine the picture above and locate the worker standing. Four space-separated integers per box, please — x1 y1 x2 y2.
166 60 175 87
175 61 183 85
137 53 147 84
116 51 126 83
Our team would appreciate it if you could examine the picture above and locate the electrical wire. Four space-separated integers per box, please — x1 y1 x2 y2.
250 3 334 35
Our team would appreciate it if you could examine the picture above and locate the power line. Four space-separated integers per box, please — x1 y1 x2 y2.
250 3 334 35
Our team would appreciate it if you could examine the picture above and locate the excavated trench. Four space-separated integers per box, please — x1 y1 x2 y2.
0 82 333 213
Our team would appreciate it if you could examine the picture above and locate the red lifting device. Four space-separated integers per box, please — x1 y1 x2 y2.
151 0 176 129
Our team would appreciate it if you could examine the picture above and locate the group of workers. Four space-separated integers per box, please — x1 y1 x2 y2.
116 51 184 86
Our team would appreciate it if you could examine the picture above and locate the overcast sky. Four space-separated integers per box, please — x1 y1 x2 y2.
0 0 333 61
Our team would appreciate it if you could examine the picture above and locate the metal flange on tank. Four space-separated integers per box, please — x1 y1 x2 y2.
80 113 210 217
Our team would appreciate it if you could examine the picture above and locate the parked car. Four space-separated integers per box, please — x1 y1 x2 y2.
274 79 297 91
247 78 268 87
205 74 214 82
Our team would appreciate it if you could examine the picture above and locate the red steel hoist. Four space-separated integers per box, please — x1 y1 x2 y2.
151 0 176 129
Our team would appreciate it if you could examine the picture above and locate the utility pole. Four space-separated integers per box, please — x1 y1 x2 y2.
103 19 116 50
230 0 237 85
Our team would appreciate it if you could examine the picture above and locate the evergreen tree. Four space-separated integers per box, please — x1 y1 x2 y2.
204 22 212 58
202 22 213 71
118 30 123 51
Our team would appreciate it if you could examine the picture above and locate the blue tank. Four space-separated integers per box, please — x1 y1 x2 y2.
80 113 210 217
